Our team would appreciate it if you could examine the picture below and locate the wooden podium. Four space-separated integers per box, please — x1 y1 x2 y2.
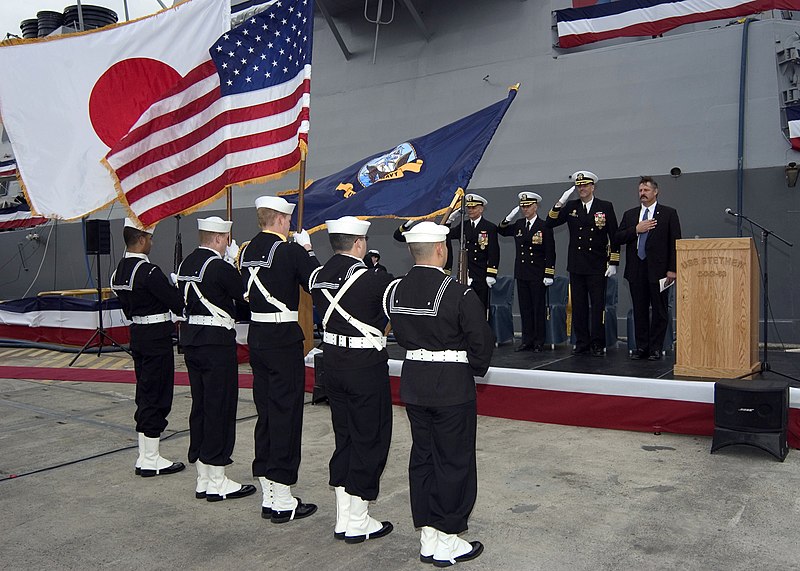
674 238 760 378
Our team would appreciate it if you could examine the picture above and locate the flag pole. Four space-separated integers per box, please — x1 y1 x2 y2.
296 148 314 355
226 187 233 245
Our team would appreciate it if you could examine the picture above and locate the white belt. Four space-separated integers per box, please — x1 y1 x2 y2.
250 310 298 323
188 315 235 329
323 331 387 349
131 313 171 325
406 349 468 363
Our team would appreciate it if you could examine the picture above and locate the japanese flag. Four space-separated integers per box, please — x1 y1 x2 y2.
0 0 230 220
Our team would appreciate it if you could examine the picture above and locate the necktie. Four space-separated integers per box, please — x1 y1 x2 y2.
527 221 532 232
583 203 588 215
638 208 649 260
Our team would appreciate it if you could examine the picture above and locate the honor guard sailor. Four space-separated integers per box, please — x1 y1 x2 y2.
111 218 185 477
546 171 619 356
309 216 394 544
239 195 319 524
498 192 556 352
384 221 494 566
177 216 256 502
446 193 500 312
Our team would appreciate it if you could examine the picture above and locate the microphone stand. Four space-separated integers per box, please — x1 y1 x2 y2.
730 211 798 382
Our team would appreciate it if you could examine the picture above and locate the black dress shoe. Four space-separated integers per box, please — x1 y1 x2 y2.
433 541 484 567
572 346 589 355
590 346 605 357
271 498 317 523
261 506 273 519
344 521 393 543
648 351 662 361
514 343 533 352
140 461 185 477
135 467 141 475
195 491 206 500
334 531 345 540
206 483 257 502
629 349 647 360
420 554 434 564
532 345 544 352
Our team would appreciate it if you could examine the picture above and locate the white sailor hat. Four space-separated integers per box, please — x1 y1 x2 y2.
465 193 487 207
403 221 449 243
572 170 598 186
518 192 542 206
197 216 232 233
255 195 295 214
326 216 371 235
124 217 154 234
367 249 381 258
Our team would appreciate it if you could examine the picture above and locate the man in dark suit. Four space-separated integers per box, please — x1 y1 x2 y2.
614 176 681 361
498 191 556 352
546 171 620 356
447 193 500 312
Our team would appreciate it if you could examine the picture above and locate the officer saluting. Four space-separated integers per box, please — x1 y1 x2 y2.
546 171 619 356
310 216 394 544
239 195 319 524
384 221 494 566
498 192 556 352
446 193 499 311
177 216 256 502
111 218 185 477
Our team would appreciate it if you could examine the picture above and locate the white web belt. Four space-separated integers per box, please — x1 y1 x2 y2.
321 268 385 351
405 349 468 363
184 281 235 330
246 267 297 323
323 332 387 349
131 313 171 325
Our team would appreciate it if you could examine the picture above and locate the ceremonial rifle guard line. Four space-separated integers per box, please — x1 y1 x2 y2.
176 216 255 502
384 221 495 566
239 195 319 524
110 218 185 477
498 191 556 353
310 216 395 543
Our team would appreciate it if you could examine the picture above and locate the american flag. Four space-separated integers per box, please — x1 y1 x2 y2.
0 158 16 178
788 105 800 152
107 0 313 227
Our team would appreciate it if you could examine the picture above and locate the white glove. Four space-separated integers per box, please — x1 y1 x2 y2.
224 239 239 265
446 210 462 225
543 277 554 286
486 276 496 288
467 277 473 287
504 206 520 224
293 229 311 248
557 186 575 207
605 266 617 278
169 272 178 286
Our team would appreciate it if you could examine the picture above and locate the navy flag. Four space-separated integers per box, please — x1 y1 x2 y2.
281 86 518 232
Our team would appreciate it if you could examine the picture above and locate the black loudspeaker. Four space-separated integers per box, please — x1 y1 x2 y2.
312 352 328 405
711 380 789 461
85 219 111 255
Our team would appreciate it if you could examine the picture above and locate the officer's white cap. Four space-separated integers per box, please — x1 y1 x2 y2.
124 217 154 234
572 171 598 185
465 193 488 207
368 249 381 257
518 192 542 205
255 195 295 214
197 216 232 233
326 216 371 235
403 221 449 243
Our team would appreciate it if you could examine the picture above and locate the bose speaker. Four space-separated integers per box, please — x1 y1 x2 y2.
85 219 111 255
312 352 328 405
711 379 789 461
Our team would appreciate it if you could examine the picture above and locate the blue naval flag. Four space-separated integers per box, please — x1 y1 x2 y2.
281 86 518 232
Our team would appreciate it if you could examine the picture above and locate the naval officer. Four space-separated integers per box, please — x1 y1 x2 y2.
384 221 494 566
177 216 256 502
446 193 500 312
309 216 394 544
239 195 319 524
498 192 556 352
111 218 185 478
546 171 619 356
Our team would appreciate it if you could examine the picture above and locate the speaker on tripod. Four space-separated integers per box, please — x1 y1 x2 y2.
711 379 789 461
69 219 129 365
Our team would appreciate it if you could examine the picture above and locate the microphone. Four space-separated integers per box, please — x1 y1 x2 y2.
725 208 739 217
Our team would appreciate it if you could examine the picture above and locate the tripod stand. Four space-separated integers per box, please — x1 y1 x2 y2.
729 210 798 382
69 246 130 366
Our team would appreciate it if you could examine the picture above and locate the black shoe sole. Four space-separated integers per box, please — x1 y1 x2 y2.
261 507 273 519
140 462 186 477
271 502 317 523
433 541 484 567
334 531 345 540
206 484 257 502
195 491 206 499
344 522 393 543
420 554 434 564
